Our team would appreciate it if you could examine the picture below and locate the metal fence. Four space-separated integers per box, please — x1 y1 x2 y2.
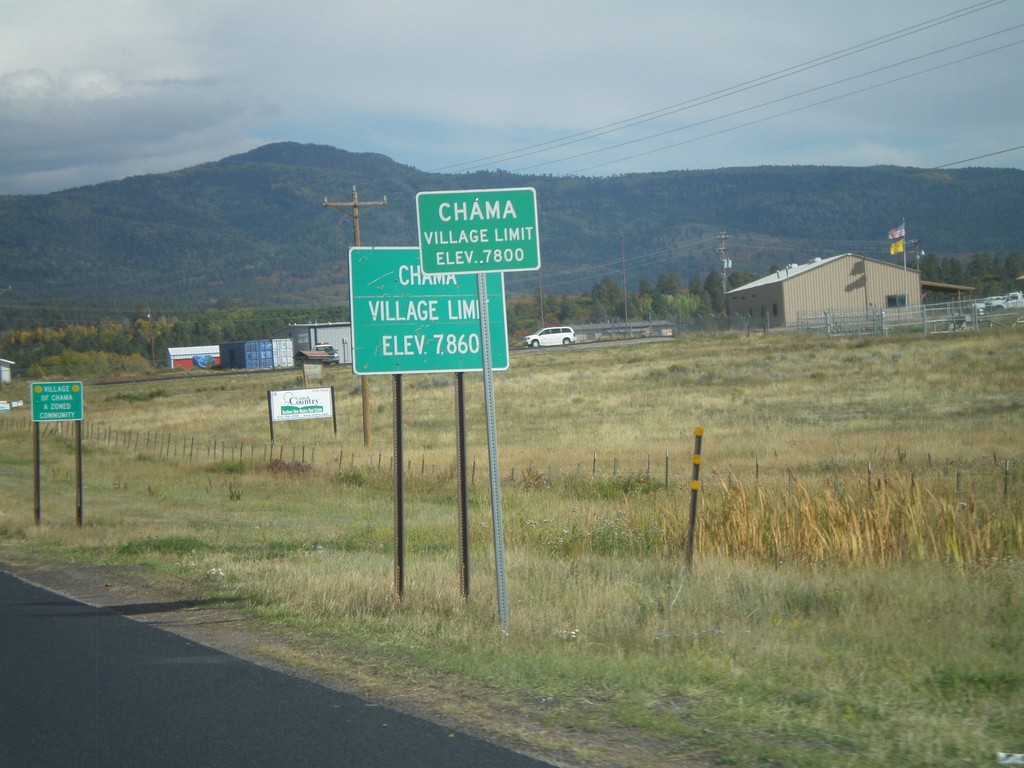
795 300 994 337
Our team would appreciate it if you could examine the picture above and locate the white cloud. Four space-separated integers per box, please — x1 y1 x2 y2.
0 0 1021 194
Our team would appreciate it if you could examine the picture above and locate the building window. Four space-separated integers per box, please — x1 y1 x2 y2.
772 303 778 317
886 294 907 308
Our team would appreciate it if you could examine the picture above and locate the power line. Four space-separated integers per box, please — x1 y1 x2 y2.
434 0 1013 173
531 32 1024 175
561 36 1024 175
933 144 1024 168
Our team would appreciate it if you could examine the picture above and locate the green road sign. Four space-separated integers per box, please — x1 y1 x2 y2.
31 381 83 422
416 187 540 274
349 247 509 375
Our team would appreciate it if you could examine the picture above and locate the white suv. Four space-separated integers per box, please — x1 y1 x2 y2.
523 326 575 348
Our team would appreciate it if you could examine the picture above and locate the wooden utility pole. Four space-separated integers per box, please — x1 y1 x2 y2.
324 187 388 447
716 231 730 317
620 234 628 338
909 239 921 270
146 307 155 367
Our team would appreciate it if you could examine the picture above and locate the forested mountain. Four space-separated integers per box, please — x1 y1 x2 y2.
1 141 1022 328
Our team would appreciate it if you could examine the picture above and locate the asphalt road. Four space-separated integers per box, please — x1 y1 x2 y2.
0 571 557 768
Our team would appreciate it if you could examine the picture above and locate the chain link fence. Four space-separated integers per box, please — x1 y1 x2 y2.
794 299 1010 336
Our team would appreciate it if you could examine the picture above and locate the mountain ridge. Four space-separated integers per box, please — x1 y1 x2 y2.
1 142 1021 321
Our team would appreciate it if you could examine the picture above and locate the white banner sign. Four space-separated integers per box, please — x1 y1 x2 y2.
269 388 333 422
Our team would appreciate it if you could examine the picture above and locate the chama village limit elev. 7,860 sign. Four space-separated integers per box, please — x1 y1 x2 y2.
348 247 509 375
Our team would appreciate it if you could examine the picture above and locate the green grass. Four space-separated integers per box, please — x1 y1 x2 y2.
1 328 1023 767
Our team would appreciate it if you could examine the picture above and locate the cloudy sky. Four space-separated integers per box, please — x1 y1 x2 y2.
1 0 1021 195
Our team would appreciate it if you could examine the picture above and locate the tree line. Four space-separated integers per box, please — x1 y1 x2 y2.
1 252 1019 379
918 251 1022 298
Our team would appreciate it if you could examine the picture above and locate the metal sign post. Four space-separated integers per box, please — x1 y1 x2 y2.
477 272 509 629
393 374 405 600
33 422 40 525
30 381 85 526
455 372 470 599
416 187 541 631
74 421 82 527
348 246 510 603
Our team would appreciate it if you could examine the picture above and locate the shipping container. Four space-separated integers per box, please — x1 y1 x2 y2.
272 338 295 368
219 340 275 370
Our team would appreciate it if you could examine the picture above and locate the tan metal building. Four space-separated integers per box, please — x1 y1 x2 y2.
726 253 922 328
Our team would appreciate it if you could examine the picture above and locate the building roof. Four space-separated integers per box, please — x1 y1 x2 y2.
167 345 220 358
726 253 917 294
921 280 975 294
278 321 350 329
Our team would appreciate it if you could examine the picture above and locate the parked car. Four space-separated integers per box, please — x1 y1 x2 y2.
985 292 1024 311
295 343 340 365
522 326 575 348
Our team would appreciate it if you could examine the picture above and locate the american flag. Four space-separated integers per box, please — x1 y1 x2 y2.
888 222 905 240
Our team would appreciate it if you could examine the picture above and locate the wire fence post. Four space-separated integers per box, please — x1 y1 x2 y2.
685 426 704 573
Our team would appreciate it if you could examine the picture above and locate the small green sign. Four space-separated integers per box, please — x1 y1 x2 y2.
349 247 509 375
416 187 540 274
31 381 84 422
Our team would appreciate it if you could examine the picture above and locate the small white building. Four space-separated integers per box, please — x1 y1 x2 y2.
166 345 221 370
0 358 14 385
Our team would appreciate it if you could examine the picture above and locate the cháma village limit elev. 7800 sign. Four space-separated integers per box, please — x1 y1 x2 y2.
416 187 540 275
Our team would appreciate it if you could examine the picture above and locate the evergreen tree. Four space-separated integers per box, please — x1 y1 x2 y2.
919 252 942 281
591 276 624 319
1004 252 1023 285
656 273 683 295
704 271 724 313
941 256 966 285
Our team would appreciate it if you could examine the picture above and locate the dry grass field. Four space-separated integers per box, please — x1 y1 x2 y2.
1 327 1022 767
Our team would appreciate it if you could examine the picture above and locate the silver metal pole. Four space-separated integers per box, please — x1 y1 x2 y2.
477 273 509 630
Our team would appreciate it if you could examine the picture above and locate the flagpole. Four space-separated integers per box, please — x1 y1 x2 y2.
902 218 908 307
888 219 909 308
